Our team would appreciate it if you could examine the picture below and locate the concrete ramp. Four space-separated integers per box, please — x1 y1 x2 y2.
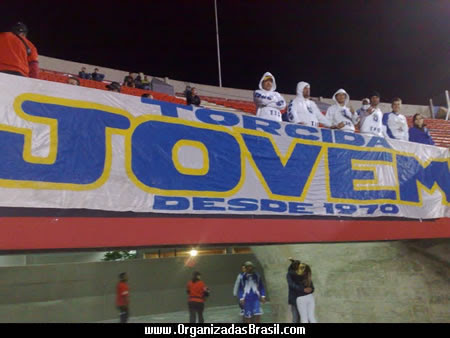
252 239 449 323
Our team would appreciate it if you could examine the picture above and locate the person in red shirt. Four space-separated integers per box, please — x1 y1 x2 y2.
116 272 130 323
186 271 210 323
0 22 39 78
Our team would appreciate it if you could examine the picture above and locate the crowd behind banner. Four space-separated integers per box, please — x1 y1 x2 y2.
253 72 436 146
0 22 441 148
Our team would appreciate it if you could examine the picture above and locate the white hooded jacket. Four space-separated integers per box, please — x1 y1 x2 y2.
287 82 332 127
253 72 286 122
359 106 385 137
325 89 359 132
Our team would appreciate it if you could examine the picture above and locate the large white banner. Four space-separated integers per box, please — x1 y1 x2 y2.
0 73 448 219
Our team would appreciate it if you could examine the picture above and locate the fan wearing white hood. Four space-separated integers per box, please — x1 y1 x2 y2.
254 72 286 122
325 89 358 132
287 82 332 128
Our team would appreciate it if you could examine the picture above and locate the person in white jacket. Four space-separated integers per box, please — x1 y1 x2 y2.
325 88 358 132
287 82 332 128
359 91 386 137
253 72 286 122
356 98 371 127
382 97 409 141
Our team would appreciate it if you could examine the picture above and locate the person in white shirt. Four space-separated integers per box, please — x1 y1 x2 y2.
359 91 385 137
382 97 409 141
356 98 370 127
253 72 286 122
326 88 358 131
287 82 333 128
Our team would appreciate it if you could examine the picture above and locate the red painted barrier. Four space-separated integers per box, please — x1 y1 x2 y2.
0 216 448 252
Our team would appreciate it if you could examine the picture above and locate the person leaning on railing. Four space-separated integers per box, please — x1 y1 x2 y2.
408 114 435 146
0 22 39 78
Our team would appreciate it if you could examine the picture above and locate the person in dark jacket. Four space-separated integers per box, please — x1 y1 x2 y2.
134 72 143 89
408 113 435 146
78 67 91 80
91 68 104 81
106 81 121 93
186 87 201 106
286 258 302 323
293 263 317 323
123 72 135 87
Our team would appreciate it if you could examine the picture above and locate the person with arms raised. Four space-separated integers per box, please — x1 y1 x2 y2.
359 91 386 137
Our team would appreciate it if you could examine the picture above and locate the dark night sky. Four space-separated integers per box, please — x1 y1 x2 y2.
2 0 449 105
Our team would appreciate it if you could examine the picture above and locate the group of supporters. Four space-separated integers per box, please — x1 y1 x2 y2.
78 66 105 82
0 23 436 147
122 72 151 90
254 72 435 146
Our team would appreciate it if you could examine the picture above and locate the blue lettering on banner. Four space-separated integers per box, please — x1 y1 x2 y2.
261 199 287 212
153 196 190 210
131 119 242 193
0 99 130 185
195 108 240 127
320 128 333 143
334 130 365 146
396 155 449 204
288 202 314 214
228 198 259 211
193 197 226 211
151 196 406 215
327 148 397 201
242 115 281 136
241 133 322 198
285 124 320 141
366 136 392 149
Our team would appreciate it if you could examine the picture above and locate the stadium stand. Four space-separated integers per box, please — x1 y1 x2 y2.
37 69 450 148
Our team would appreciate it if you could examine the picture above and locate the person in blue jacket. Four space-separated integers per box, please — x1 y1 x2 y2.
238 261 266 323
409 114 435 145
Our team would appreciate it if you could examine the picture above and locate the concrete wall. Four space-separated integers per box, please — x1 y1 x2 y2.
0 253 262 323
252 238 449 323
0 252 107 267
39 55 431 117
0 255 26 267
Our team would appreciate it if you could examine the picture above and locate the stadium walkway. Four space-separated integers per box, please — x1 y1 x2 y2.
97 304 273 323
